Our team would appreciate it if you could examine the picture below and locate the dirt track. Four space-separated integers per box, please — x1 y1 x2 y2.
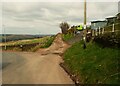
37 33 70 55
2 34 73 84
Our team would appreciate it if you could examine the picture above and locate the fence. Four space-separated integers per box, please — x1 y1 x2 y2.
91 23 120 37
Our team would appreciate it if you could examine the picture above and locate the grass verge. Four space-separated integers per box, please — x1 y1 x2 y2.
62 33 74 41
63 41 119 84
2 36 55 52
2 36 51 46
31 36 55 51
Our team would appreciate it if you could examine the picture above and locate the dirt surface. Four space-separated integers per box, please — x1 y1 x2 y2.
2 33 73 84
37 33 70 55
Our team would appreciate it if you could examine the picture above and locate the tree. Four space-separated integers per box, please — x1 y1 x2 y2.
59 22 70 34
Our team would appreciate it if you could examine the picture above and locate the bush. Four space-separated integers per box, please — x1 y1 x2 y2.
59 22 70 34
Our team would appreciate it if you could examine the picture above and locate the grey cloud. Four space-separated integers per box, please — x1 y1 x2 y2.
2 2 118 34
87 2 117 22
5 26 60 34
118 1 120 13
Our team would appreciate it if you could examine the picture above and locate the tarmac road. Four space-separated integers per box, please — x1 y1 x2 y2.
2 51 73 84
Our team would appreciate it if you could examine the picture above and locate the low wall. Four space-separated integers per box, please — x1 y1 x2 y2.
2 43 40 51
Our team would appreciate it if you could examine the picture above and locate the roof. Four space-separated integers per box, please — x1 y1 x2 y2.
116 13 120 17
116 13 120 15
91 20 107 23
106 16 117 19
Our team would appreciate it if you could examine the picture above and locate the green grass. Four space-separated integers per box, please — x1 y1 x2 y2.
62 33 74 41
31 36 55 51
3 36 51 46
40 36 55 48
2 36 55 52
63 41 119 84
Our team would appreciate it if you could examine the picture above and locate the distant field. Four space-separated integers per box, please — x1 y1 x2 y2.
0 34 54 43
1 35 55 51
1 36 51 46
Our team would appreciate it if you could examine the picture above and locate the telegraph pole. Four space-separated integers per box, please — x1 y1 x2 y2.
83 0 87 48
84 0 87 25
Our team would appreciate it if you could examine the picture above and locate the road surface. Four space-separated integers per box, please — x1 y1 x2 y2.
1 34 74 84
2 51 73 84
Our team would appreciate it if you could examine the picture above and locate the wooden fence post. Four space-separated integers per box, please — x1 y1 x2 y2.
99 27 101 35
95 29 98 36
112 24 115 32
92 29 94 37
102 28 104 34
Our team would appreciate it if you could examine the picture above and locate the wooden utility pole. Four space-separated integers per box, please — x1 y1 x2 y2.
84 0 87 25
83 0 87 48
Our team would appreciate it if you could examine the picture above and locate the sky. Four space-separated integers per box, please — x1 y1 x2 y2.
118 1 120 13
1 1 119 35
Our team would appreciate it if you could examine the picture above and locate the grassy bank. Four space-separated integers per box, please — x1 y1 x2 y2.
2 36 55 52
2 36 51 46
31 36 55 51
62 33 74 41
63 41 119 84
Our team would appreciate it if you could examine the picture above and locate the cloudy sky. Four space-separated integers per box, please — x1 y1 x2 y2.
1 1 119 34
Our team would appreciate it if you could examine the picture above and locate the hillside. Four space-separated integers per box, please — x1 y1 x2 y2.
1 35 55 52
62 41 119 84
0 34 54 43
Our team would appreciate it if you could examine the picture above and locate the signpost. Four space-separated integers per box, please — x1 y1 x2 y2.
3 25 7 50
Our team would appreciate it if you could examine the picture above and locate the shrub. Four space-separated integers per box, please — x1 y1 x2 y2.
59 22 70 34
